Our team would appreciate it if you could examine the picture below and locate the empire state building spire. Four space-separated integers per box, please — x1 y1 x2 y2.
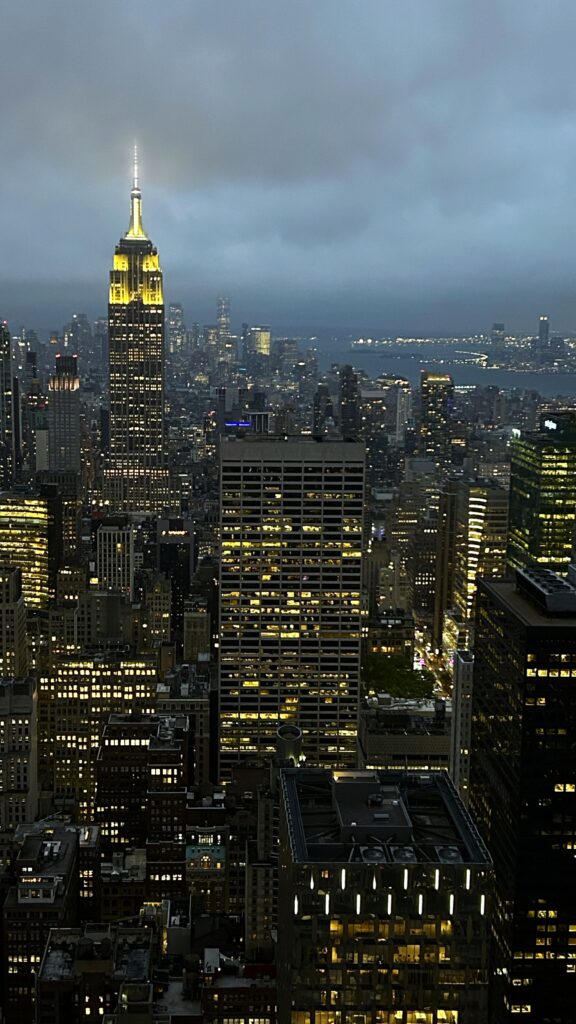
126 143 147 240
104 152 170 513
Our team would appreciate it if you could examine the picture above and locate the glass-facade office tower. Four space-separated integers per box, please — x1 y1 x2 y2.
219 436 364 779
507 416 576 576
470 569 576 1023
104 160 169 512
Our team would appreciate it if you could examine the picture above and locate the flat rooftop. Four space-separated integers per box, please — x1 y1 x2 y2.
361 697 451 737
282 769 490 866
39 926 152 984
17 831 77 878
101 848 146 884
159 663 212 700
220 435 365 460
479 575 576 629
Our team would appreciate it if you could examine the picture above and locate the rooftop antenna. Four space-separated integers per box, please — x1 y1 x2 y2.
126 141 146 238
133 142 139 192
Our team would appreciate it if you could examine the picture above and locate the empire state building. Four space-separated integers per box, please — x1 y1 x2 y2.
104 155 169 512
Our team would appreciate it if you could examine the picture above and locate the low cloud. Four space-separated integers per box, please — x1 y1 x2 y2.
2 0 576 334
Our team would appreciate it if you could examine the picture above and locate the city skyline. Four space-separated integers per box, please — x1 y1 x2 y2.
4 2 576 333
3 7 576 1018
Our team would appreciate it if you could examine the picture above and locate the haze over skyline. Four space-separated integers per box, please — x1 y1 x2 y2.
3 0 576 335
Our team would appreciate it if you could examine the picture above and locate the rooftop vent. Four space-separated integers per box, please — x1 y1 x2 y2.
435 845 462 863
368 793 384 807
390 846 418 863
360 846 386 863
516 567 576 615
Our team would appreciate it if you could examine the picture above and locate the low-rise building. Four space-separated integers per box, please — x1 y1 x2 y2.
358 695 451 773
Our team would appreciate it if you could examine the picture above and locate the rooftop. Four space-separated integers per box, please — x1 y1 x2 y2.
159 662 212 701
282 769 490 867
101 848 146 884
0 677 35 702
480 573 576 628
361 697 450 737
517 566 576 614
39 925 152 984
18 830 77 878
220 435 366 459
102 713 188 749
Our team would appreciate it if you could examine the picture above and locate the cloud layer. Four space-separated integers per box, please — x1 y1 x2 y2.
2 0 576 334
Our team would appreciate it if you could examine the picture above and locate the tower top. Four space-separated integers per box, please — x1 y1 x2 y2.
126 142 147 240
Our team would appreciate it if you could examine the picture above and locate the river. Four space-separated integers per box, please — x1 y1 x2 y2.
313 340 576 399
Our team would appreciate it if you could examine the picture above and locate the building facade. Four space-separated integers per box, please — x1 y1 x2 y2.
278 768 492 1024
0 677 37 836
507 417 576 576
48 354 81 472
450 649 474 805
0 565 28 675
104 158 169 512
419 371 454 464
0 322 15 487
219 436 364 778
38 653 158 819
96 518 135 600
470 569 576 1022
3 829 79 1024
0 491 60 608
452 479 509 646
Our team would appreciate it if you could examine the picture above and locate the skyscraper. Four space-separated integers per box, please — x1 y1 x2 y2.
339 364 361 440
278 768 492 1024
156 517 194 640
217 295 231 338
48 354 81 472
63 313 91 361
419 370 454 463
491 321 506 352
168 302 186 354
96 517 135 600
452 478 509 645
312 382 335 436
216 296 236 367
507 415 576 576
0 323 15 488
243 324 270 373
104 152 169 512
470 569 576 1022
538 313 549 363
0 492 61 609
219 436 364 778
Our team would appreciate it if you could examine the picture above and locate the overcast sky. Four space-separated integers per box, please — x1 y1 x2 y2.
2 0 576 336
